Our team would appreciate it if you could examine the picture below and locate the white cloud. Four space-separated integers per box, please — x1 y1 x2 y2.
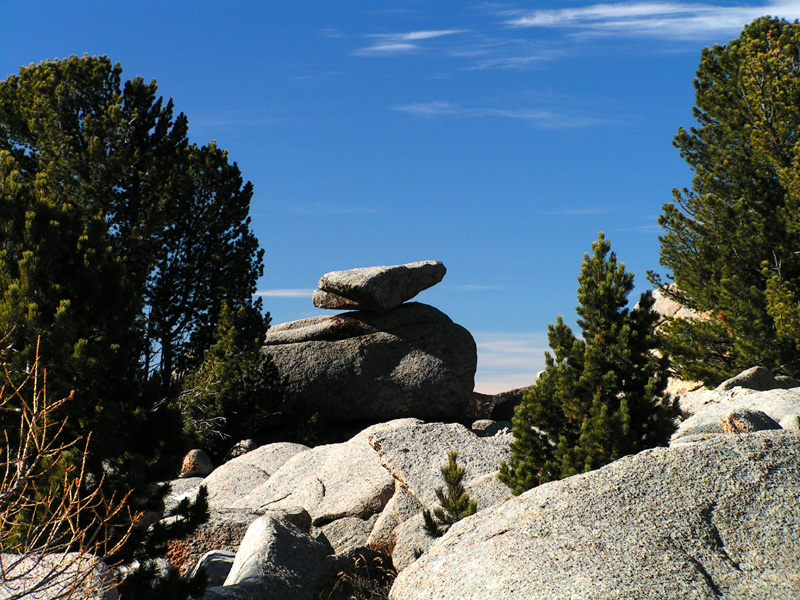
473 332 549 394
468 54 553 70
357 42 419 55
393 101 458 117
355 29 467 55
401 29 468 40
392 102 604 128
505 1 800 39
255 289 315 298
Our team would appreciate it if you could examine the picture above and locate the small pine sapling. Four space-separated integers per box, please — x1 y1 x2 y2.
423 451 478 538
499 233 678 495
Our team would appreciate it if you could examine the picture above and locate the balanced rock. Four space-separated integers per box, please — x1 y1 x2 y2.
390 431 800 599
264 303 476 423
313 260 446 312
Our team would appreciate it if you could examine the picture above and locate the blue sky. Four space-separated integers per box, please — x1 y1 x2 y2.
3 1 800 392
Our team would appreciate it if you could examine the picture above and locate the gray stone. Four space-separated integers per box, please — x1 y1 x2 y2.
720 409 781 433
776 375 800 389
673 387 800 442
0 553 118 600
179 449 214 478
780 413 800 431
189 550 236 587
390 431 800 600
391 513 434 573
669 432 724 446
231 424 397 525
313 515 379 554
471 420 512 437
314 260 446 312
206 512 330 600
264 303 476 423
366 481 423 554
488 387 527 422
203 442 309 511
166 509 263 579
366 420 510 510
202 586 261 600
650 286 710 322
678 386 721 416
224 439 259 461
162 477 204 516
715 366 783 392
470 419 495 433
311 289 362 311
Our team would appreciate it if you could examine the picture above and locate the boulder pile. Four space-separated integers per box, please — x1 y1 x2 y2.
671 366 800 444
12 365 800 598
264 261 478 423
159 418 513 598
155 377 800 599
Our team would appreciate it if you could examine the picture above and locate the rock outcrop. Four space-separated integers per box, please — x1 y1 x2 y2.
264 302 476 423
155 418 512 588
366 419 510 510
389 430 800 600
202 442 309 511
120 374 800 598
230 424 399 529
312 260 446 312
673 367 800 443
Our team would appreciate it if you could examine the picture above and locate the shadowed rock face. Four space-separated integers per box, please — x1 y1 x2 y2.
389 431 800 600
313 260 446 312
264 303 477 423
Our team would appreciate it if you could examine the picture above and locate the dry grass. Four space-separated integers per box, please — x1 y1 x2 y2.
0 337 134 599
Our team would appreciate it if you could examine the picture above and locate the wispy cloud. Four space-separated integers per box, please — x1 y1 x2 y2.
473 332 549 394
355 29 467 55
318 28 345 39
287 203 381 216
468 54 553 70
255 289 315 298
392 101 605 128
505 1 800 39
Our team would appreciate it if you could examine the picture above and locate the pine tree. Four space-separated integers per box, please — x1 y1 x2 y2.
500 234 678 496
423 451 478 538
0 56 267 480
652 17 800 384
178 303 282 460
